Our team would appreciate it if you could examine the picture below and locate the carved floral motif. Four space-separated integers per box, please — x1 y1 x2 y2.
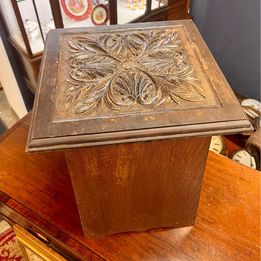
65 29 206 114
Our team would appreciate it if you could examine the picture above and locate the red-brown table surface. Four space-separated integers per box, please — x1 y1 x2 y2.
0 114 260 260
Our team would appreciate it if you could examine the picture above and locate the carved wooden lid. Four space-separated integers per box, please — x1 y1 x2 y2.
27 20 252 152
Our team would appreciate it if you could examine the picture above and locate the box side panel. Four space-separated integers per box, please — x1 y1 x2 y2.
65 136 210 237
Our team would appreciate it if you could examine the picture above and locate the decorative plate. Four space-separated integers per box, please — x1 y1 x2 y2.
61 0 92 21
91 4 109 25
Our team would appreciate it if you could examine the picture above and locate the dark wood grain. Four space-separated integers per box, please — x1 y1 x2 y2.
26 20 252 152
168 0 191 20
66 137 210 237
49 0 64 28
0 115 81 235
134 7 168 23
0 115 260 260
10 0 33 57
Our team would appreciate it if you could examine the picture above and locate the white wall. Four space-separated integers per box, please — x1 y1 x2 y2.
0 36 27 118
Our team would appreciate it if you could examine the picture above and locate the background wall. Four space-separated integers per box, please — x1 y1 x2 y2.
191 0 260 100
0 36 27 118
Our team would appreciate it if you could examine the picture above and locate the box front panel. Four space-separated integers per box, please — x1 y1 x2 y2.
65 136 210 237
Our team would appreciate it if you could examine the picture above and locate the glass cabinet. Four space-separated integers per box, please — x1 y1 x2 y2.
59 0 110 28
0 0 54 56
117 0 168 24
0 0 170 92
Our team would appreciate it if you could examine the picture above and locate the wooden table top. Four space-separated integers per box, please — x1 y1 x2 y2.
0 114 260 261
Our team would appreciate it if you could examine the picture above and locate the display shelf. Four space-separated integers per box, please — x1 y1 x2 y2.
117 0 165 24
13 34 44 55
151 0 167 10
151 0 165 10
16 0 53 55
0 0 25 48
59 0 109 28
61 9 110 28
62 16 94 28
117 0 146 24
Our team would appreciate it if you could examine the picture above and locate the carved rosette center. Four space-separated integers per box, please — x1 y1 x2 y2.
121 62 134 70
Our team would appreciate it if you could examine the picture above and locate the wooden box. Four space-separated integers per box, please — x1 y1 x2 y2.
26 20 252 237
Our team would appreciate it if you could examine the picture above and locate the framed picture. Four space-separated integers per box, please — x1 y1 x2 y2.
14 225 66 261
60 0 92 21
91 4 109 25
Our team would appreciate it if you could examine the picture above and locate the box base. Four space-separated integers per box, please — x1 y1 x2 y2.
65 137 211 237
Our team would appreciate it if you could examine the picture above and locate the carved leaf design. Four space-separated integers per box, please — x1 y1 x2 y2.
106 70 160 108
65 29 206 115
98 33 148 59
146 31 180 51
